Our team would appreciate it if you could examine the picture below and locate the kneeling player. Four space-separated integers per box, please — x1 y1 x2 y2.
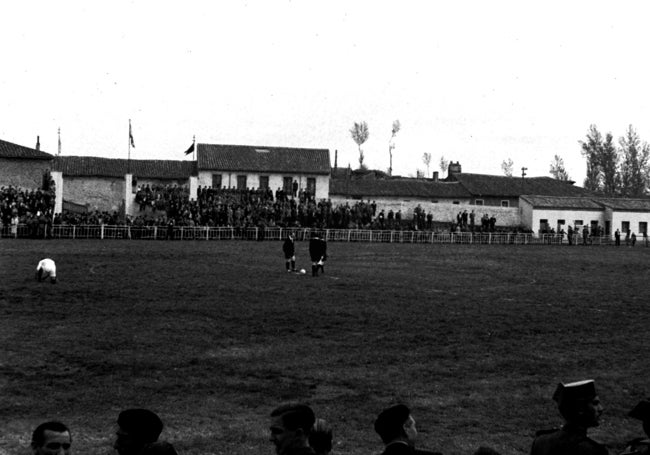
36 258 57 284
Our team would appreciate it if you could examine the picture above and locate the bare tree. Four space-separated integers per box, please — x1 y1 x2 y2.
549 155 571 181
439 156 449 176
502 158 514 177
350 121 370 169
422 152 432 178
388 120 401 176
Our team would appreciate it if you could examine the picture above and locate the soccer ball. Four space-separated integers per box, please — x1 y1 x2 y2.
299 269 306 274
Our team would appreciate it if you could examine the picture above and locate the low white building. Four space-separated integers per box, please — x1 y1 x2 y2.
520 195 650 237
196 143 331 200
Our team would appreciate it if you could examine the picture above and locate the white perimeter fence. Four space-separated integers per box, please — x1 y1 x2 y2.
0 224 622 246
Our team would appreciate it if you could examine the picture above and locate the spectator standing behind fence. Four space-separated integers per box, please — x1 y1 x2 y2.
631 232 637 247
530 379 606 455
615 229 621 246
31 421 72 455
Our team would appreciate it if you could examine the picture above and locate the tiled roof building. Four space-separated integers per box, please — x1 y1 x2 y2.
53 156 196 179
197 144 330 174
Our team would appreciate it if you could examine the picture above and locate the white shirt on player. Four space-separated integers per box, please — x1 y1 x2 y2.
36 258 57 279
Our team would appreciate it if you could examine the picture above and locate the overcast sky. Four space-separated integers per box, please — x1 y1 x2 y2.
2 1 650 183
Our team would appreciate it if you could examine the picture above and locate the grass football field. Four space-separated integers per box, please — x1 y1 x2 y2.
1 239 649 455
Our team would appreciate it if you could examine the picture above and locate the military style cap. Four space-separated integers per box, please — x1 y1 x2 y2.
553 379 597 404
117 408 163 443
629 399 650 421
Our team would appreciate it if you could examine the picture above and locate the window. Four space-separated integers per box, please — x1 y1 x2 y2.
475 199 484 206
212 174 222 189
237 175 247 190
539 219 549 232
259 176 269 189
431 200 439 203
639 222 647 235
574 220 583 227
501 200 509 207
622 221 630 233
307 178 316 196
453 201 460 205
283 177 293 193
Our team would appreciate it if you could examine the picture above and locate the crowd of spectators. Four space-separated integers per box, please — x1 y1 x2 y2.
1 183 510 234
0 184 56 238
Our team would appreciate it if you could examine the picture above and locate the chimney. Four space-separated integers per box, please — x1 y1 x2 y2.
334 149 338 169
448 161 462 176
36 136 40 151
432 171 439 182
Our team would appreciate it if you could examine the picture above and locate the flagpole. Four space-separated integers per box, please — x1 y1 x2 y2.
128 119 131 174
193 135 196 161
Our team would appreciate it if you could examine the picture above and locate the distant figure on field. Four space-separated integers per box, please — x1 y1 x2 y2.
36 258 57 284
269 403 316 455
309 418 333 455
530 379 607 455
624 398 650 455
31 421 72 455
309 232 327 277
114 408 176 455
374 404 441 455
283 233 296 273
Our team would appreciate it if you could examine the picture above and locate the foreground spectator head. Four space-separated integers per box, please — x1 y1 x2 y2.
114 409 163 455
269 403 316 455
374 404 417 446
31 421 72 455
309 418 332 455
629 398 650 437
553 379 603 427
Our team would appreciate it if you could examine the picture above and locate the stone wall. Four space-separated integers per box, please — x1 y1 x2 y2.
63 176 125 213
0 158 52 189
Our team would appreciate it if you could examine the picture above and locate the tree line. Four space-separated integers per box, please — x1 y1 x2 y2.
348 120 650 196
580 124 650 197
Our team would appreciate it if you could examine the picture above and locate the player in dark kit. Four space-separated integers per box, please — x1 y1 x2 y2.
309 232 327 277
283 233 296 272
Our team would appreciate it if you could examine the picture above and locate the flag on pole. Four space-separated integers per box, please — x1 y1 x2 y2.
129 122 135 148
184 143 194 155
